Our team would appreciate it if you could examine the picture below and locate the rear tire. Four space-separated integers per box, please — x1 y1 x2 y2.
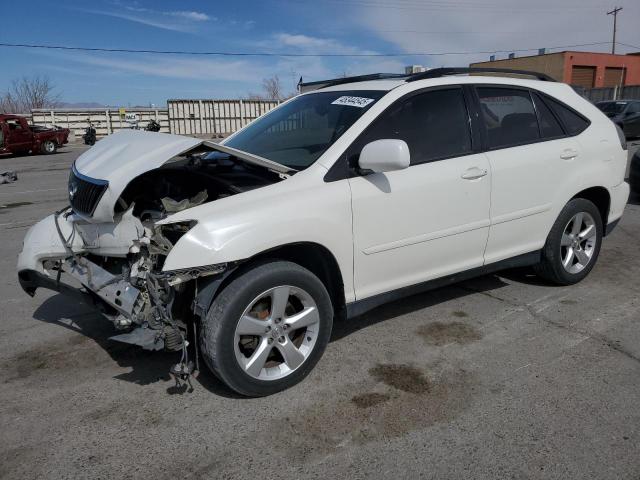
200 260 333 397
534 198 603 285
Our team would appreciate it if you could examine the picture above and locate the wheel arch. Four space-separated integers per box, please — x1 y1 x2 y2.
195 242 347 321
570 186 610 235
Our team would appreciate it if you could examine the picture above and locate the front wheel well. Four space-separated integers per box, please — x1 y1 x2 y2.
571 186 610 234
200 243 347 321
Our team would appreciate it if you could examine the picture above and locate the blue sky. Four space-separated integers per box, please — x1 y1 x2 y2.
1 0 639 105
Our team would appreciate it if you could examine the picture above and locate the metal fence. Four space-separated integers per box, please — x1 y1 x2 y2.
582 85 640 103
167 99 279 136
29 99 280 139
31 108 170 137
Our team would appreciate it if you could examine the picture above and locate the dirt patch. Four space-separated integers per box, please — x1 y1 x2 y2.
560 299 577 305
416 321 482 346
369 363 430 394
2 336 107 384
452 310 469 317
268 362 475 459
351 392 391 408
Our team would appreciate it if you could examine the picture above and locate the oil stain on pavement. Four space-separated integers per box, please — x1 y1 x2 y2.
416 321 482 346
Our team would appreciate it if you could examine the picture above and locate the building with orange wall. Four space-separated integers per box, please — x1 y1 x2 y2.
471 51 640 89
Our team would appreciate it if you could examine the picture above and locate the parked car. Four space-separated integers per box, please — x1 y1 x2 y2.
17 68 630 396
630 150 640 193
596 100 640 138
0 114 70 155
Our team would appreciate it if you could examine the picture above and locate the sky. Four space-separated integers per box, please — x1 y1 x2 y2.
1 0 639 106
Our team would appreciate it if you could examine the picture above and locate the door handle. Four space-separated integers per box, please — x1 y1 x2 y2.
560 148 578 160
461 167 488 180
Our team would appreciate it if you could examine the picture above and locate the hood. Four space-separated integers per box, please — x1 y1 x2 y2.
75 130 202 181
73 131 204 222
71 130 291 223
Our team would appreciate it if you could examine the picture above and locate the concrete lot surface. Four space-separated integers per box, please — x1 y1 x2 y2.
1 143 639 479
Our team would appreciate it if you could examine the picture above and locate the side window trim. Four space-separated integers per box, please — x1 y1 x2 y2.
324 85 475 182
530 91 567 140
537 91 591 136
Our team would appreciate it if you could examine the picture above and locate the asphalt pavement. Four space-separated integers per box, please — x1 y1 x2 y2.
0 141 639 479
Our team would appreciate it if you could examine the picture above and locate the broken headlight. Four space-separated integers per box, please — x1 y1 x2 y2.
163 263 228 286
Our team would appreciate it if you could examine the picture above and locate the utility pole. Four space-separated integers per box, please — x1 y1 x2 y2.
607 6 622 54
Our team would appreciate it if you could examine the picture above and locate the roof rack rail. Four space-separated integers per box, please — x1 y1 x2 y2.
407 67 556 82
299 73 407 91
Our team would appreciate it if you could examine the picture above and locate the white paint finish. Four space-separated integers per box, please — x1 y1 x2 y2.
348 153 491 299
358 139 410 173
160 166 357 303
483 136 582 262
18 74 632 309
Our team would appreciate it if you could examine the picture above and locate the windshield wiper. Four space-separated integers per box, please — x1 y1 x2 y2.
203 141 297 176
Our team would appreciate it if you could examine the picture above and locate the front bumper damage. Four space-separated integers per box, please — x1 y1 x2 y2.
17 209 226 354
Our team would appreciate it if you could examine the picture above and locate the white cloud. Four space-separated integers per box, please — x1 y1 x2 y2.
272 33 377 56
355 0 638 68
75 5 213 33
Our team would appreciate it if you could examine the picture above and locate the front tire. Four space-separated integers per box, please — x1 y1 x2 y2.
200 261 333 397
41 140 57 154
534 198 603 285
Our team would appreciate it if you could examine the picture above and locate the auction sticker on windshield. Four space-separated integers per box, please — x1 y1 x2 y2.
331 96 375 108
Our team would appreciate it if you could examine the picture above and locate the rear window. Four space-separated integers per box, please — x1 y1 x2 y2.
544 96 590 135
477 87 540 148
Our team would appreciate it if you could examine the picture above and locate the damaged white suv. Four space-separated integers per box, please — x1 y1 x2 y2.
18 68 630 396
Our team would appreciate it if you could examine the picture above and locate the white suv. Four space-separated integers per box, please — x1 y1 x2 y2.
18 68 630 396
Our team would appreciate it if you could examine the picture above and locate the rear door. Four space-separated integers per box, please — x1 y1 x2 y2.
347 87 491 299
476 86 585 264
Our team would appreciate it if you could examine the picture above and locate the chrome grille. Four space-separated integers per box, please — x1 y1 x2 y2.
68 168 108 217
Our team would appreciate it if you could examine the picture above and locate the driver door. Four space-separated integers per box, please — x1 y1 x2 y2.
347 87 491 300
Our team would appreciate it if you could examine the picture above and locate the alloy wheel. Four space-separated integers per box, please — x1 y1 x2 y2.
234 285 320 381
560 211 597 274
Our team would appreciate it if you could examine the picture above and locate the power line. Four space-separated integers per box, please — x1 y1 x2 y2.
0 41 614 58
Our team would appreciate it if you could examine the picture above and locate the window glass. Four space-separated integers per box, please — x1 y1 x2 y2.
627 102 640 113
545 96 590 135
224 90 385 170
348 88 472 166
532 92 564 138
477 87 540 148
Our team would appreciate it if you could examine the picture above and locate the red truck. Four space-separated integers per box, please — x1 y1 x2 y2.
0 114 70 155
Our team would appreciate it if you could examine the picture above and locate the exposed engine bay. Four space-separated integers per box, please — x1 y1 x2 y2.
17 134 288 387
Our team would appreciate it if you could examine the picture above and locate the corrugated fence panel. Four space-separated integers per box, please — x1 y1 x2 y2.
30 100 279 139
31 108 170 137
582 85 640 103
167 99 279 136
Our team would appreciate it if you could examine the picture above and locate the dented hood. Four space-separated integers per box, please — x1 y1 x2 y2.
75 130 202 181
74 131 203 222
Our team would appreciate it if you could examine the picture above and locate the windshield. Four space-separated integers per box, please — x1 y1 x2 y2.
224 90 386 169
597 101 627 114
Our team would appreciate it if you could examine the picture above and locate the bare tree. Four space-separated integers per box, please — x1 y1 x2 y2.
0 76 61 114
262 75 284 101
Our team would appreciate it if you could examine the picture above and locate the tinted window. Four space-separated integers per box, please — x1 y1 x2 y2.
532 92 564 138
627 102 640 113
348 88 472 166
545 96 590 135
597 101 627 114
225 90 385 170
477 87 539 148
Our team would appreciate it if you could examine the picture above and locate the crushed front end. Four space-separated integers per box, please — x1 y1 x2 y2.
17 131 283 367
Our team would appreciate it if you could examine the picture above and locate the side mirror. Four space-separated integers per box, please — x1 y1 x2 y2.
358 139 410 173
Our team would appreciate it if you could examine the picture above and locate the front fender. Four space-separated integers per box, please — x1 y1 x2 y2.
160 173 355 302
